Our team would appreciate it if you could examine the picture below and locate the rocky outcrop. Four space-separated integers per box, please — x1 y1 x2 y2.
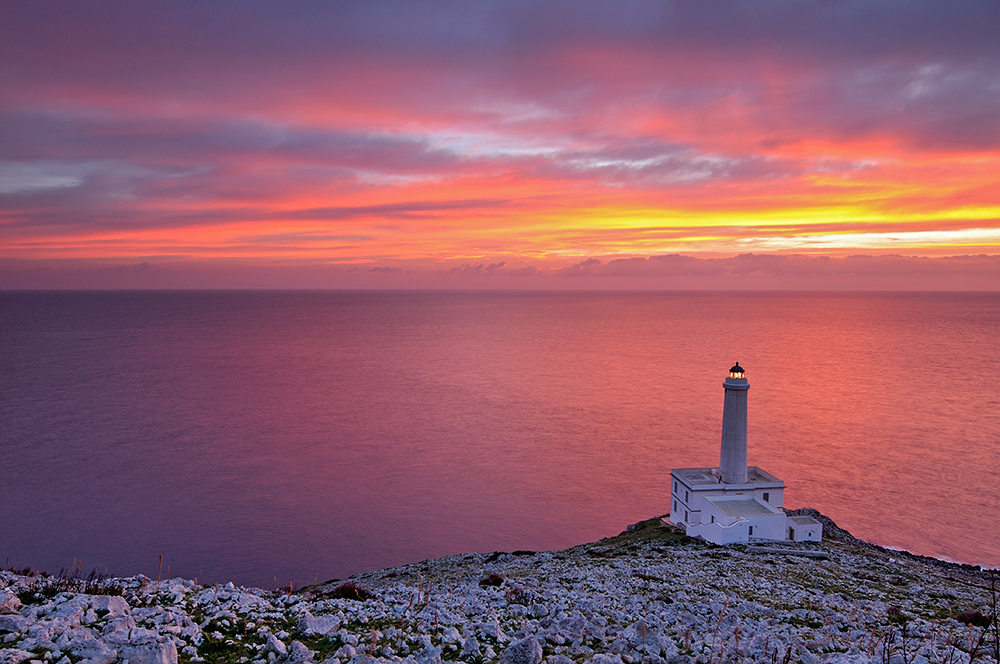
1 512 997 664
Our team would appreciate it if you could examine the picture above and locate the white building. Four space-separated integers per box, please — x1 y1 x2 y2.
669 363 822 545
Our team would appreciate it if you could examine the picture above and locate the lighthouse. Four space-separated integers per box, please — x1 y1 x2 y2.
719 362 749 484
669 363 823 544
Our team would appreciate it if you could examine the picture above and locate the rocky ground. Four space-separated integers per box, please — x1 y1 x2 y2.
2 510 998 664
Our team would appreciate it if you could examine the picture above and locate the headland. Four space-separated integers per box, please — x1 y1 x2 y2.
1 510 997 664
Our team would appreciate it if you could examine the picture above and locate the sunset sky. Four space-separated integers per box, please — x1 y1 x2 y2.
2 0 999 289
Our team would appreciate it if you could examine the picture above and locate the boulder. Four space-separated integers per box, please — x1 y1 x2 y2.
461 636 481 658
69 636 118 664
334 645 356 660
281 640 315 663
346 655 380 664
588 656 624 664
623 622 661 652
480 617 507 642
0 616 27 634
0 592 22 615
28 618 67 641
102 614 137 639
49 597 90 628
54 626 97 649
90 596 130 617
499 637 543 664
298 613 340 637
266 633 288 656
106 624 178 664
118 639 177 664
824 656 873 664
0 648 34 664
415 645 442 664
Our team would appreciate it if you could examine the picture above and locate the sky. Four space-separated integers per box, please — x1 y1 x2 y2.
2 0 999 289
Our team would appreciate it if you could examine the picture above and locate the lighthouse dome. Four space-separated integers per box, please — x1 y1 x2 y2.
728 363 747 381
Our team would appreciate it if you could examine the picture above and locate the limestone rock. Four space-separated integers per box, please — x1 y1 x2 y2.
0 649 33 664
346 655 379 664
69 636 117 664
461 636 481 658
101 614 137 640
0 593 22 615
415 645 442 664
0 616 27 635
298 613 340 637
115 628 178 664
89 596 129 618
546 657 574 664
480 617 507 642
281 640 315 663
334 645 356 660
499 637 542 664
824 655 873 664
623 622 661 652
588 655 624 664
266 633 288 656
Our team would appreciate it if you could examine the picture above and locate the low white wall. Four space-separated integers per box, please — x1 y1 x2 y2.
692 519 749 545
692 511 787 545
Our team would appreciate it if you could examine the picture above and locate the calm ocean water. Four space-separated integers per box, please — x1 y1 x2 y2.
1 291 998 587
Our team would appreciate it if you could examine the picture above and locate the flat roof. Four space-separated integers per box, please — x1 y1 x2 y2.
673 468 719 485
788 515 821 526
672 466 785 487
706 496 776 517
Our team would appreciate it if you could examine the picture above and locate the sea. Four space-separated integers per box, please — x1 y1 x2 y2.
1 291 998 588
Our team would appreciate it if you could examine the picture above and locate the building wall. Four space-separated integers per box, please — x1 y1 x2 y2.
672 476 785 522
788 521 822 542
670 474 697 527
689 512 786 544
746 512 787 541
672 472 791 543
754 487 784 508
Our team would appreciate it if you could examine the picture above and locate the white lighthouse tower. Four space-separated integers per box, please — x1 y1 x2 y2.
669 363 822 544
719 362 749 484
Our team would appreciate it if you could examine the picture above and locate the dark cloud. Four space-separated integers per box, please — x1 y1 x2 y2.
3 1 997 150
0 111 457 171
4 1 997 72
560 253 1000 287
2 253 997 290
282 200 517 221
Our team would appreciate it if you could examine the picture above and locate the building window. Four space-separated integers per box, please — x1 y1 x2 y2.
748 526 754 536
763 492 769 503
684 511 688 522
673 481 677 492
710 515 715 523
673 500 677 511
685 491 689 502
